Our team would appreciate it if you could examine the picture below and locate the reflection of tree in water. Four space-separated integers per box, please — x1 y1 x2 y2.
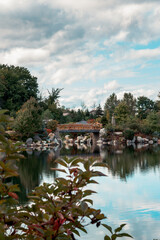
101 146 160 180
17 150 58 203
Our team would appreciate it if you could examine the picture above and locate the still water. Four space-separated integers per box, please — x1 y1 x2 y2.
15 144 160 240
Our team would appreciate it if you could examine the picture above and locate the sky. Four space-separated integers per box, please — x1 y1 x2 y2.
0 0 160 109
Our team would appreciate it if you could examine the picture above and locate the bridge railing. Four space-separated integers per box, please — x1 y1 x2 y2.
57 123 102 131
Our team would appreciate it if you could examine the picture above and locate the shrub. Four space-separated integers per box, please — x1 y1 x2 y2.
14 97 42 138
47 119 58 132
123 129 135 140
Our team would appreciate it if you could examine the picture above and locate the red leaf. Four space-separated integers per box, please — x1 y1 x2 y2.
8 192 19 200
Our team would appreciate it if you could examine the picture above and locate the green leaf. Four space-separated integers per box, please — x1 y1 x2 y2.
93 162 108 168
92 171 107 177
70 158 84 167
115 224 126 233
50 168 66 173
83 190 97 197
76 226 87 234
84 161 90 171
88 179 98 184
116 233 133 238
111 234 117 240
71 229 80 236
102 224 113 234
56 177 69 185
84 199 93 205
104 235 111 240
55 159 68 168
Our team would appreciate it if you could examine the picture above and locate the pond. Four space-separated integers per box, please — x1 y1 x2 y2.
15 144 160 240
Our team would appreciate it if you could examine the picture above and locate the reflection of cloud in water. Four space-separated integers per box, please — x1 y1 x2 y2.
17 145 160 238
82 167 160 240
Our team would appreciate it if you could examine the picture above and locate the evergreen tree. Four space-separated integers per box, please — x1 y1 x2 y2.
104 93 119 122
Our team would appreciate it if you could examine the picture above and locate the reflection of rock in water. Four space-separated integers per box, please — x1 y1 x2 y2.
26 148 33 155
47 148 60 162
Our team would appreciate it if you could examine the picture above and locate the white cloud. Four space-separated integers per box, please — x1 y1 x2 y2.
0 0 160 108
125 48 160 61
0 48 49 65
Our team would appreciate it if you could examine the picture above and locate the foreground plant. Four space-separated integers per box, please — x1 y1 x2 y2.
15 157 107 239
0 110 24 238
0 110 133 239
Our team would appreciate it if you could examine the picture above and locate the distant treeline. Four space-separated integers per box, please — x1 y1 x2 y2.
0 64 160 138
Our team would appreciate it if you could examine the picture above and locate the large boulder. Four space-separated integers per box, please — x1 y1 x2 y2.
99 128 107 138
26 138 33 145
34 135 42 143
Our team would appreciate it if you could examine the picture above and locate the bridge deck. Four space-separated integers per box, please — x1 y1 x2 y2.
57 123 101 133
58 129 99 133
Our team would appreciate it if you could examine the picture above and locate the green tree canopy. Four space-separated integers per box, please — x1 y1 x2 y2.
114 102 129 124
104 93 119 122
95 104 103 118
0 64 39 113
122 92 136 116
14 97 42 138
137 96 156 119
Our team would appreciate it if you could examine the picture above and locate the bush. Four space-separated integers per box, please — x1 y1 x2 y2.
14 97 42 138
47 119 58 132
141 124 154 135
123 129 135 140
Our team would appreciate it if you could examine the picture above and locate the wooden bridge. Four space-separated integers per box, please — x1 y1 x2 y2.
57 123 102 145
57 123 102 133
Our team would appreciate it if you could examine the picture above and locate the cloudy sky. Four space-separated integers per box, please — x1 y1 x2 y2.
0 0 160 109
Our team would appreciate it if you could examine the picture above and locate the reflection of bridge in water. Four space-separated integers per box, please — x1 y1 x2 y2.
57 123 102 145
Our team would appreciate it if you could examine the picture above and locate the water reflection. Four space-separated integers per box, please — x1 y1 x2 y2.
100 144 160 180
16 149 58 203
11 143 160 239
15 144 160 204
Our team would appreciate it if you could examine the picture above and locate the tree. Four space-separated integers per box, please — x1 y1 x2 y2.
44 88 63 110
114 102 129 124
144 111 160 132
104 93 119 122
155 92 160 111
14 97 42 138
0 64 39 113
137 96 156 119
122 92 136 116
95 104 103 118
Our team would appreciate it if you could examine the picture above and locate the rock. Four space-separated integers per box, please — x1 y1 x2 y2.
99 128 107 138
48 133 55 141
153 137 158 142
127 140 132 145
143 138 149 143
97 139 103 145
149 140 154 144
132 136 136 143
34 135 42 143
137 136 142 143
26 138 33 145
114 132 123 136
